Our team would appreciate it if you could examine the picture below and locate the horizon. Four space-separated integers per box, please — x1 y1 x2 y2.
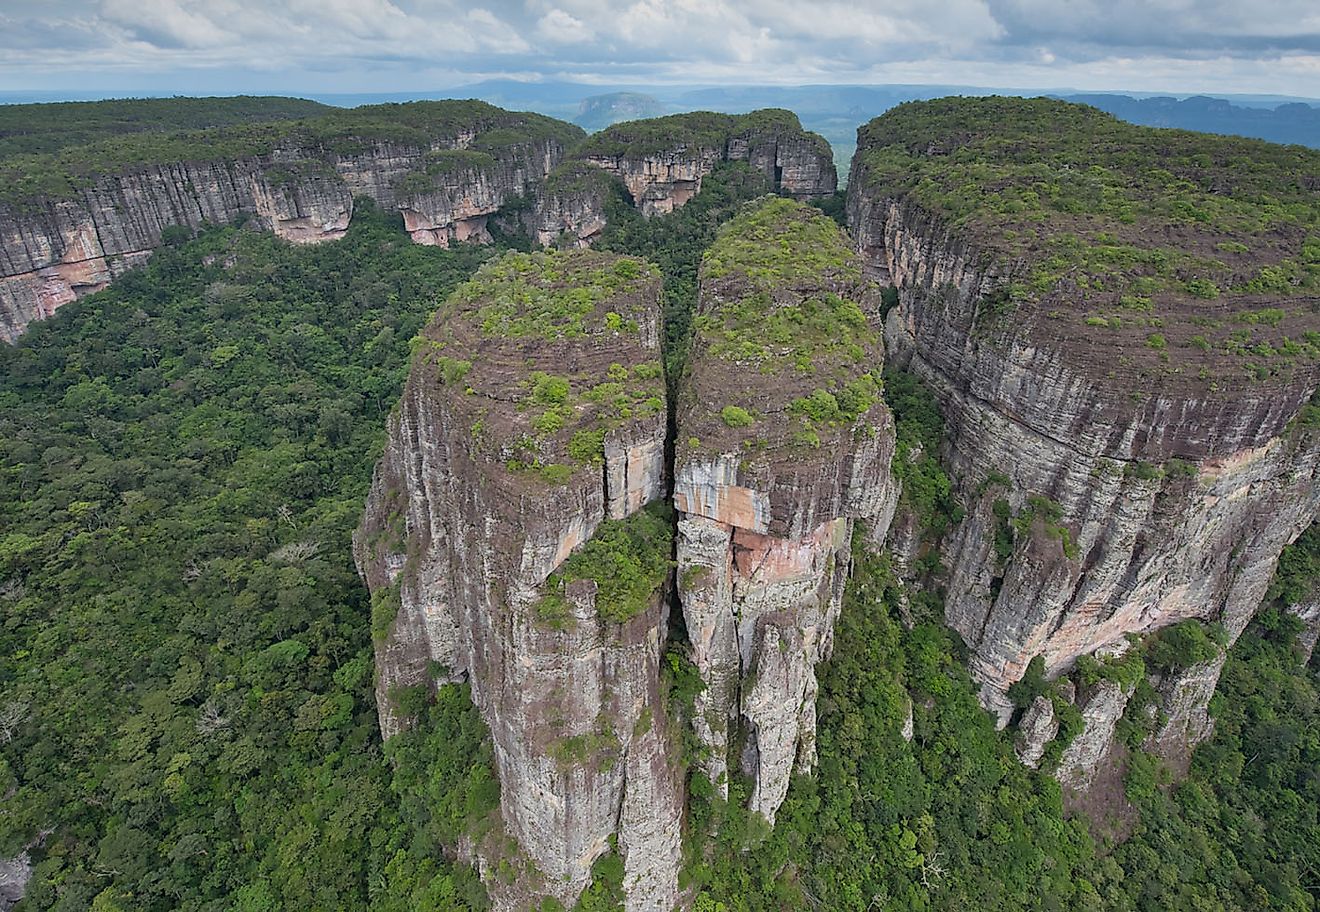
4 1 1319 100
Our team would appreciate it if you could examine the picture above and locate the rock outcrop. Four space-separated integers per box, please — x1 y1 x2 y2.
576 110 836 218
847 97 1320 788
1288 593 1320 663
354 249 679 910
0 853 29 912
1056 678 1134 791
673 198 897 824
0 101 583 341
1014 695 1059 769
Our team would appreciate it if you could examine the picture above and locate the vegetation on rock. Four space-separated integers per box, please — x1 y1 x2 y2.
0 202 500 909
855 96 1320 382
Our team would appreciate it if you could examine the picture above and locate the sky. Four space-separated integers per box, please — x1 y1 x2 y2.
2 0 1319 98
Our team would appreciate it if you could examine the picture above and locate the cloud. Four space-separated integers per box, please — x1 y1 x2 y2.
0 0 1317 96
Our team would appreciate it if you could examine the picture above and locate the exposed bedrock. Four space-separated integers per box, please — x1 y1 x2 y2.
578 110 837 219
1 112 576 341
848 147 1320 785
672 198 897 824
1288 593 1320 663
354 249 679 910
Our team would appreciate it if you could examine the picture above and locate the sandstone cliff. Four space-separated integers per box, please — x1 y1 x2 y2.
847 98 1320 788
575 109 836 218
0 102 583 342
673 198 897 824
354 249 680 911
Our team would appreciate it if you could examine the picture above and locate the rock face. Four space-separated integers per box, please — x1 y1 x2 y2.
1014 695 1059 769
527 162 618 248
354 249 679 910
847 97 1320 788
1288 593 1320 663
0 853 29 912
0 102 583 342
1056 678 1134 790
576 110 836 218
672 198 897 824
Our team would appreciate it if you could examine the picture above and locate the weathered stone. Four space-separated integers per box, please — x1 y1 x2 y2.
1 107 580 341
673 199 897 824
354 250 679 910
1145 653 1227 765
578 111 836 219
1287 592 1320 663
848 120 1320 791
1057 679 1134 791
1015 695 1058 769
0 853 29 912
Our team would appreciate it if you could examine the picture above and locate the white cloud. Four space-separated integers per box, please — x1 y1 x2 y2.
0 0 1317 96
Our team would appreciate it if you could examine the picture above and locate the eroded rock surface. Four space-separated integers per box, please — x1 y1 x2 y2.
1289 594 1320 663
576 110 836 218
673 198 896 823
354 249 679 910
0 102 581 341
1015 695 1059 769
847 98 1320 789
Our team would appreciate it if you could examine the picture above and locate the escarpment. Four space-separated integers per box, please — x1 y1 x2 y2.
0 101 583 342
672 198 897 824
848 97 1320 788
354 249 679 911
574 109 837 218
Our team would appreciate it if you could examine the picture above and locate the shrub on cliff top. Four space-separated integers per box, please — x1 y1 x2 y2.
543 503 674 624
462 249 656 340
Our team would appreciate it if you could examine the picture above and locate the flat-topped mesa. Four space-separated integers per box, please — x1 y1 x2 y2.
0 101 583 342
673 198 897 825
353 249 679 911
575 109 836 218
847 97 1320 777
527 161 620 248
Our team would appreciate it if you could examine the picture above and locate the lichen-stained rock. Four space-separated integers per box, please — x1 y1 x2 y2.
354 249 680 911
529 161 622 248
847 96 1320 781
575 109 836 218
1057 678 1134 791
673 197 897 824
1289 592 1320 663
1015 695 1059 769
1144 652 1227 765
0 101 583 341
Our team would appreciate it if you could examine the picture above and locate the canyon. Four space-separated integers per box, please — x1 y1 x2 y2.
3 94 1315 911
0 104 836 343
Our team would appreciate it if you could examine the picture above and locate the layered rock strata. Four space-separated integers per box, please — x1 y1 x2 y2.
847 98 1320 787
673 198 897 824
354 249 679 910
0 102 582 341
576 110 836 218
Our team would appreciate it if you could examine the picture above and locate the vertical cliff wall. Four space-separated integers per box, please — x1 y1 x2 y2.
0 102 583 342
574 110 837 218
846 98 1320 790
353 249 680 911
672 198 897 824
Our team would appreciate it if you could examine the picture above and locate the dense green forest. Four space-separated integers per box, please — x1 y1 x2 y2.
0 203 497 910
0 173 1315 912
0 97 332 161
0 100 582 206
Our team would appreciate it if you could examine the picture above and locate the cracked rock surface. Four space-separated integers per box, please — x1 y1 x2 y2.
672 198 897 824
354 249 679 910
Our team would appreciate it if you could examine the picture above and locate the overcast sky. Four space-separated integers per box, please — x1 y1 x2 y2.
3 0 1319 98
